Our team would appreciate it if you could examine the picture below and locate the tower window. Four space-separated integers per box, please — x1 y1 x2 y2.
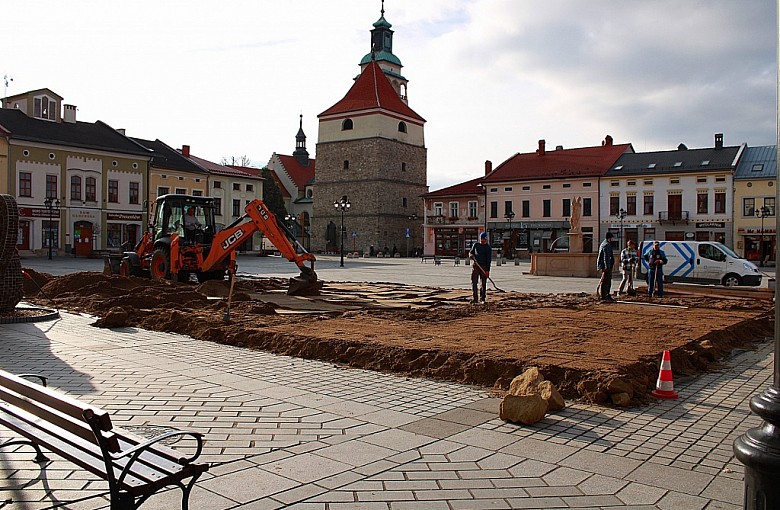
342 119 353 131
343 160 349 170
398 122 407 133
401 162 406 172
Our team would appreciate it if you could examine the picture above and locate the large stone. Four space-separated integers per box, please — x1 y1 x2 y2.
610 392 631 407
508 367 545 396
605 378 634 399
500 394 548 425
538 380 566 411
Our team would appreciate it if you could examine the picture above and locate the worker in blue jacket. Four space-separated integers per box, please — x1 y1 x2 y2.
644 240 668 297
469 232 492 304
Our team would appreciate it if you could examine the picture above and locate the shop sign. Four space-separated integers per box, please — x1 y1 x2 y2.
107 212 142 221
696 222 725 228
18 207 61 219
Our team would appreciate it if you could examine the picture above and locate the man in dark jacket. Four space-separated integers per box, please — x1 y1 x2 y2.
644 240 668 297
469 232 492 304
597 232 615 301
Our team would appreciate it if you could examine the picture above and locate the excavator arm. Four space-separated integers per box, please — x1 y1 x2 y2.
199 200 321 295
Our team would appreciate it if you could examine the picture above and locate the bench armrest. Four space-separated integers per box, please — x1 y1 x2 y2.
17 374 48 386
112 430 205 486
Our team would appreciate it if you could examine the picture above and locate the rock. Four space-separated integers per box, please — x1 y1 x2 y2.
500 394 547 424
606 378 634 398
94 307 129 328
577 379 609 404
610 392 631 407
508 367 545 396
538 380 566 411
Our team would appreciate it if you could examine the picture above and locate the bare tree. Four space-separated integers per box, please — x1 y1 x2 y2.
220 155 253 167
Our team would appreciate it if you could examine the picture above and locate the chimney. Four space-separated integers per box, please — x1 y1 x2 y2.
715 133 723 149
485 160 492 175
555 145 564 151
182 145 190 158
537 139 546 156
116 128 126 135
603 135 613 146
63 104 77 123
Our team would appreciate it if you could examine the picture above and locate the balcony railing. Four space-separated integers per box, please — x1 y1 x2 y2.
658 211 689 225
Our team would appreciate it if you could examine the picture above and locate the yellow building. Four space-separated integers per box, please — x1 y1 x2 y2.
733 145 777 263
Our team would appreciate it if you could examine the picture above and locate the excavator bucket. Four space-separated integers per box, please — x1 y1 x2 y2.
287 268 322 296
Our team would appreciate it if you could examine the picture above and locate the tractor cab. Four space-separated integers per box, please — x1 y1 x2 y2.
152 195 216 246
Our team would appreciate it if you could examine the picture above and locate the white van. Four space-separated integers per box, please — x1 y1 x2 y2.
637 241 761 287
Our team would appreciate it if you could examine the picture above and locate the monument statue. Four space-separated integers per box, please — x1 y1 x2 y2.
570 196 582 233
0 194 23 312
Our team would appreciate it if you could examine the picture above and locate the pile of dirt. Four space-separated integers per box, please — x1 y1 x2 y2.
21 270 774 405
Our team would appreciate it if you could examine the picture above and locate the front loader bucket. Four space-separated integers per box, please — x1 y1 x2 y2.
104 255 120 275
287 268 322 296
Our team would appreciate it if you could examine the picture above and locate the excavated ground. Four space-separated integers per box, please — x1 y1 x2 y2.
18 269 774 405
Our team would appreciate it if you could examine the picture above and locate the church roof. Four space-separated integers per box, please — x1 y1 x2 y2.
276 154 315 189
319 61 424 123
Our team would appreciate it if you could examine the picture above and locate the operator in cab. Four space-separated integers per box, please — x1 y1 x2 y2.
183 207 202 243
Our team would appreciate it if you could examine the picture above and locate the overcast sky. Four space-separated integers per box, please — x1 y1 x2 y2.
3 0 776 190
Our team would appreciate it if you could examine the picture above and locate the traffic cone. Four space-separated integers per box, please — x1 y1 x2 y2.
651 350 679 400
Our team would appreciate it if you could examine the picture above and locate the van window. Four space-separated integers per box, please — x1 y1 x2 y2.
699 244 726 262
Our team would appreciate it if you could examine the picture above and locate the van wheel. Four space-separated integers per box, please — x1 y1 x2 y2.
723 273 742 287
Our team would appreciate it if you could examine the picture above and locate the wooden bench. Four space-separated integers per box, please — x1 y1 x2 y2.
0 370 208 510
421 255 462 266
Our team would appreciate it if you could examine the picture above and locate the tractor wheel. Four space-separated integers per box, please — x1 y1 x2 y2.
119 257 140 277
150 249 171 280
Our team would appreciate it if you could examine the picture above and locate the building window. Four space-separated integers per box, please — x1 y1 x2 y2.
70 176 82 201
246 184 254 192
542 200 551 217
175 188 186 195
232 199 241 216
342 119 353 130
583 182 592 187
192 190 203 197
403 197 408 208
714 192 726 214
158 186 170 196
627 195 636 215
542 184 551 190
522 200 530 218
214 197 222 216
697 176 707 183
490 201 498 218
129 182 140 204
434 202 443 216
398 121 407 133
562 183 571 188
34 95 56 120
19 172 32 197
583 197 592 216
697 192 708 214
468 201 477 218
609 196 620 215
522 186 530 191
401 162 406 172
644 179 653 185
562 198 571 217
450 202 459 218
715 176 726 182
743 197 755 217
627 180 636 186
764 197 776 216
343 160 349 170
504 187 513 192
670 178 680 184
214 181 222 189
85 177 96 202
108 180 119 203
46 175 57 199
232 183 240 191
610 181 619 187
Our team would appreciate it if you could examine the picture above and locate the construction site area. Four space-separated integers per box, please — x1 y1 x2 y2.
18 261 774 407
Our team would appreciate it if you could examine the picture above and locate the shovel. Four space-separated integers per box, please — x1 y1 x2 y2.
473 260 505 293
223 272 237 324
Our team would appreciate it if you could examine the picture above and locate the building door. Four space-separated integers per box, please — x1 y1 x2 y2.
17 220 30 250
74 221 93 257
668 195 682 221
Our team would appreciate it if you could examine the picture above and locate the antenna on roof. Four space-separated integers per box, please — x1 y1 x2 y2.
2 74 12 106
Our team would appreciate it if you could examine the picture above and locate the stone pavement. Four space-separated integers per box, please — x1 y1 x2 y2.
1 304 773 509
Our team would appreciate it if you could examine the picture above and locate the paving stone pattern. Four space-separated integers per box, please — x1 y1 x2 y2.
0 311 770 509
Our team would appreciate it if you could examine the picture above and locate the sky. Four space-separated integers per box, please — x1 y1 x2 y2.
3 0 776 191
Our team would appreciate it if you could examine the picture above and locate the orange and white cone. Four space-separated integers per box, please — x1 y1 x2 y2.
651 350 679 400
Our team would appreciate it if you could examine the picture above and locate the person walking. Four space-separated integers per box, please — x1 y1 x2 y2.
596 232 615 301
618 240 638 295
645 240 668 297
469 232 492 304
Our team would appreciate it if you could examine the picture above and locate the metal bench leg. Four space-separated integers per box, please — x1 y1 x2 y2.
112 492 135 510
0 439 49 463
180 472 204 510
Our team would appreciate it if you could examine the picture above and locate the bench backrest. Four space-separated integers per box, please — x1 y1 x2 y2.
0 369 119 452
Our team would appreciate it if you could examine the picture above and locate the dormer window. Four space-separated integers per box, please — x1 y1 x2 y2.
341 119 353 131
33 95 57 120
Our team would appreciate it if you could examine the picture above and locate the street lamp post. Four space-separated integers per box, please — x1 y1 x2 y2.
333 196 350 267
43 197 60 260
504 210 515 258
755 206 770 267
615 208 627 252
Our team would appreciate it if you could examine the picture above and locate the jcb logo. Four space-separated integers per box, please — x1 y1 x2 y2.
222 230 245 250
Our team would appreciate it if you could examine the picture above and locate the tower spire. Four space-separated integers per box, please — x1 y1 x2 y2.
293 113 309 165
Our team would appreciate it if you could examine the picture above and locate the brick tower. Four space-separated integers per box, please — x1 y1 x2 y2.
312 5 427 256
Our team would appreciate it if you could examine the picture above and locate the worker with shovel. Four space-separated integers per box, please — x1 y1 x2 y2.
469 232 492 304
